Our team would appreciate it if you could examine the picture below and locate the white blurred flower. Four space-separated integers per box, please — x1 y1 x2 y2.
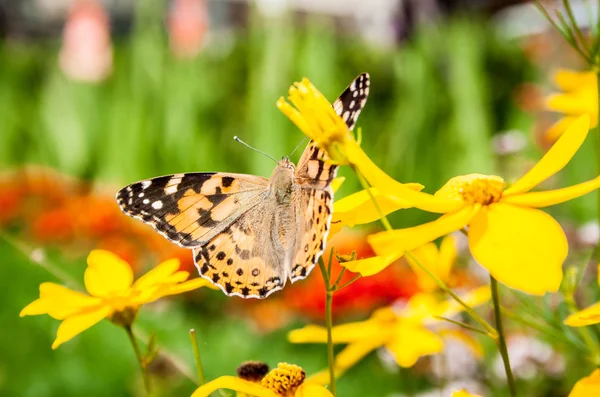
492 130 527 156
493 335 564 381
577 220 600 247
59 0 113 83
431 336 479 380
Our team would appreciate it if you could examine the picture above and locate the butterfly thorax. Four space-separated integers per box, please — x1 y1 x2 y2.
269 158 296 205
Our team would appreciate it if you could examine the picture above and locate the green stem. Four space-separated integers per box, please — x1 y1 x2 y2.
125 325 152 395
318 259 336 395
352 166 393 231
490 276 517 397
596 69 600 267
189 329 206 385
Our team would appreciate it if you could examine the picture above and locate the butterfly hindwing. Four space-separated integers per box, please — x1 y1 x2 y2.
193 202 287 298
116 173 268 248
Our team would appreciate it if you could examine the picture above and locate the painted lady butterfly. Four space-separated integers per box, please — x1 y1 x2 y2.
117 73 370 298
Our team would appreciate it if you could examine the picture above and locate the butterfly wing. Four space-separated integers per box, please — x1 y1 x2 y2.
290 73 370 282
116 173 268 248
193 200 287 298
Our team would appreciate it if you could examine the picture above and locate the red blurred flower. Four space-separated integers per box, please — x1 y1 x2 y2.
31 207 75 242
59 0 113 82
168 0 209 59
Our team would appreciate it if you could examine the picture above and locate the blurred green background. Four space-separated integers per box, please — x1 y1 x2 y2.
2 0 599 396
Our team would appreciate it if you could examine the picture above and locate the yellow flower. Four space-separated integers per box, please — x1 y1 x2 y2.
348 115 600 295
277 78 426 207
191 362 333 397
406 235 457 292
569 369 600 397
288 286 489 380
546 69 597 142
20 249 215 349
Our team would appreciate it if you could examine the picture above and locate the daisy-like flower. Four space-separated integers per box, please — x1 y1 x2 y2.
288 286 490 380
191 362 333 397
347 115 600 295
277 78 430 208
545 69 597 142
20 250 215 349
569 369 600 397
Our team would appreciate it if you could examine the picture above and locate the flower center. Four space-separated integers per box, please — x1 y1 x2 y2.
261 363 306 397
436 174 506 205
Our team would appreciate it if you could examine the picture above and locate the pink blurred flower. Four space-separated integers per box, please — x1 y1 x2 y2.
59 0 113 82
168 0 209 59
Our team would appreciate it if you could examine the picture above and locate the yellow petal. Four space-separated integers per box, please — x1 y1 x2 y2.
289 320 389 344
468 203 566 295
406 242 440 292
545 116 579 142
385 323 444 367
20 282 101 320
333 185 422 228
191 376 277 397
501 176 600 208
336 337 387 369
452 390 483 397
437 234 457 283
295 383 334 397
132 258 180 290
344 140 464 214
553 69 596 91
141 277 218 304
331 176 345 193
85 250 134 298
569 369 600 397
369 205 479 257
504 115 590 196
564 302 600 327
546 92 596 115
340 253 401 277
52 305 112 349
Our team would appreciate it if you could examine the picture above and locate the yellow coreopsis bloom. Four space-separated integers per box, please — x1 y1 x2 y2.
569 369 600 397
277 78 433 210
191 362 333 397
546 69 597 142
346 115 600 295
20 249 215 349
288 286 489 380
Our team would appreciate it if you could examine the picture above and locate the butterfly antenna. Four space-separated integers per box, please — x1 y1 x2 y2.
288 137 308 159
233 136 279 164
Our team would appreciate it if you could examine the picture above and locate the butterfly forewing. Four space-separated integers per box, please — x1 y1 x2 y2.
117 173 268 248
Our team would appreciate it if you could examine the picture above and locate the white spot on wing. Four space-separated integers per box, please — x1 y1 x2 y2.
141 181 152 189
151 201 163 210
143 199 150 204
138 193 144 198
165 185 178 194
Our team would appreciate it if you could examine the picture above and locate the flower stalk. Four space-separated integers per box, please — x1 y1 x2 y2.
318 255 337 396
125 324 152 395
490 276 517 397
190 329 206 385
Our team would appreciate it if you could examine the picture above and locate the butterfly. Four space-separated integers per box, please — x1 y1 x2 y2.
116 73 370 298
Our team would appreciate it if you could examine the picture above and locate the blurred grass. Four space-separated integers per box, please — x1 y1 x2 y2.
2 3 598 396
